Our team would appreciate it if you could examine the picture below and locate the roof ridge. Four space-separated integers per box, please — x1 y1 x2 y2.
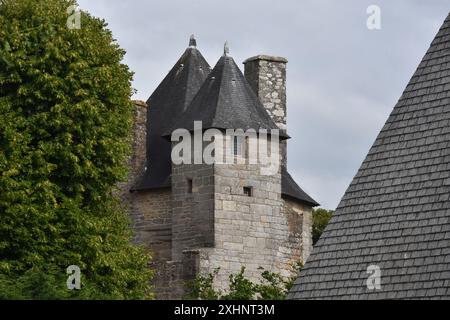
211 56 227 127
133 41 211 191
165 54 286 137
180 48 194 112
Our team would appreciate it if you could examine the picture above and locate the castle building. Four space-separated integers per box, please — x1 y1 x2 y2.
289 12 450 300
125 36 318 299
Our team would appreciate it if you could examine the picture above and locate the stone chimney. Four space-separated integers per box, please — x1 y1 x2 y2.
243 55 288 168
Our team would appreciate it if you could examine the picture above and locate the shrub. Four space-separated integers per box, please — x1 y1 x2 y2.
186 263 303 300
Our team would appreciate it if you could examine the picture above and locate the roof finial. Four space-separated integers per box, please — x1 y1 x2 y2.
224 41 229 56
189 34 197 47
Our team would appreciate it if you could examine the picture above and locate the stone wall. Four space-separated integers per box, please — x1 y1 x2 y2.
243 56 288 169
132 189 172 261
243 56 287 130
119 101 172 260
283 197 313 265
242 54 315 267
194 160 309 291
171 162 215 261
119 100 149 243
210 161 283 288
150 249 206 299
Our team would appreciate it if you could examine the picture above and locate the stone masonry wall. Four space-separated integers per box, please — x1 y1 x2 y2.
132 189 172 261
133 188 174 298
119 100 149 243
119 101 172 261
283 198 313 264
242 55 314 265
195 160 305 291
243 56 287 130
244 56 288 169
171 162 215 261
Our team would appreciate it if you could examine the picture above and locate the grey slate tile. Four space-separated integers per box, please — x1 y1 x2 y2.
289 12 450 300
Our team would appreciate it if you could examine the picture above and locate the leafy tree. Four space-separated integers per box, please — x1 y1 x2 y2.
312 208 334 245
0 0 153 299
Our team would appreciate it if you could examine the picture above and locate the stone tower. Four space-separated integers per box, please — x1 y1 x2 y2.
127 37 319 299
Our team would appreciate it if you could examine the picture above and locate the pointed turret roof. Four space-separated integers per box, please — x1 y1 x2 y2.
165 44 288 138
163 43 317 205
282 169 319 206
289 13 450 300
133 35 211 190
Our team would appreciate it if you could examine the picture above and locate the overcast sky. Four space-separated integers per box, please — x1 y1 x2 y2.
77 0 449 209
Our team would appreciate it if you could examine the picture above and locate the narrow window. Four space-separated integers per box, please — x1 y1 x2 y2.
187 178 193 193
233 135 243 156
244 136 249 159
243 186 253 197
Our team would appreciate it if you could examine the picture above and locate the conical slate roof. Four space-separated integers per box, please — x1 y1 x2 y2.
165 50 288 138
289 13 450 299
164 46 316 205
133 36 211 190
282 169 319 206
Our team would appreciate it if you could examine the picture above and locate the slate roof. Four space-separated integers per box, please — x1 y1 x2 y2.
164 51 288 138
288 12 450 300
164 48 317 205
132 36 211 190
282 169 319 207
133 38 317 206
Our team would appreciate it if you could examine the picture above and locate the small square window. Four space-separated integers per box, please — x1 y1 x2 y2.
187 178 193 193
243 186 253 197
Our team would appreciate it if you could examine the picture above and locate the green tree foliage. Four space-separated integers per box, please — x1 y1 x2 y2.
186 263 303 300
312 208 334 245
222 267 257 300
0 0 153 299
258 261 303 300
185 268 222 300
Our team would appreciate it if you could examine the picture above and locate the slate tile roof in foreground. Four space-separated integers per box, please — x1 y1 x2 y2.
288 12 450 299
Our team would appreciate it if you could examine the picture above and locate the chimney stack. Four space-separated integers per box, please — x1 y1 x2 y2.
243 55 288 168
